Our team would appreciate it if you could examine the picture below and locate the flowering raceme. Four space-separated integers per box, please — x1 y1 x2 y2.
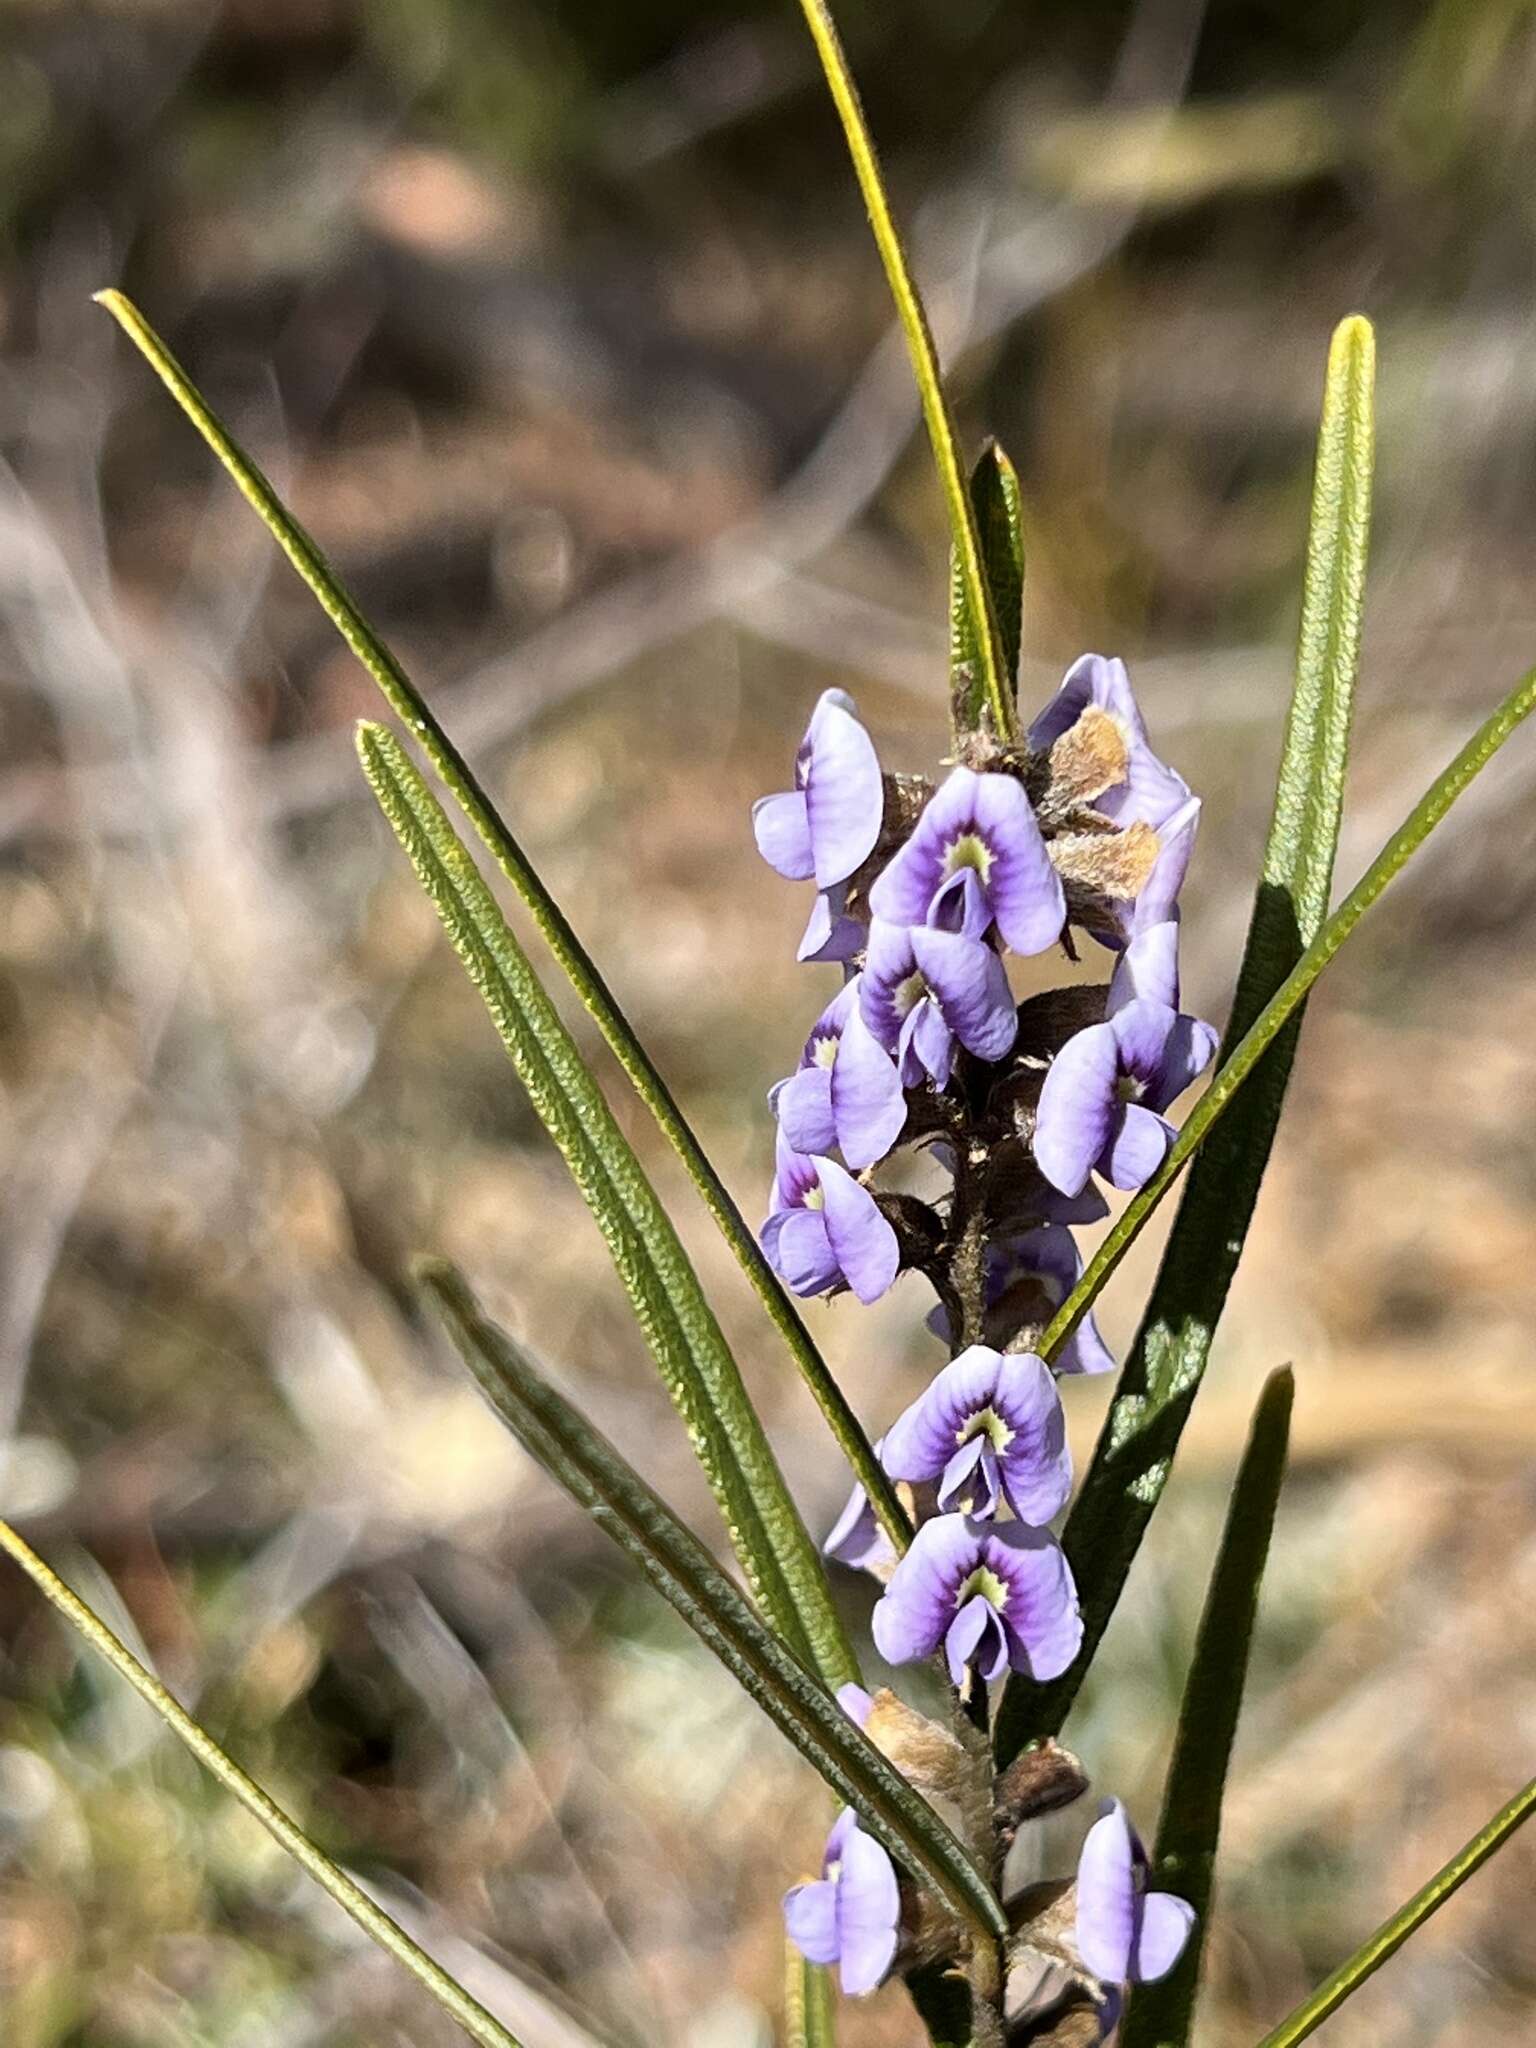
755 659 1214 2025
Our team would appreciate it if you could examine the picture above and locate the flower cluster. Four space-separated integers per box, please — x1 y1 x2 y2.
754 659 1213 2033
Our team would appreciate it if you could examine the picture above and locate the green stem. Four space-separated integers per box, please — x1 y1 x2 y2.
0 1519 524 2048
1252 1776 1536 2048
790 2 1015 742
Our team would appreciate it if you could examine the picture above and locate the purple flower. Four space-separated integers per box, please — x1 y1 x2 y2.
1129 794 1201 937
869 767 1065 957
881 1346 1071 1525
860 870 1018 1088
923 1226 1116 1378
825 1444 897 1577
1075 1799 1195 1987
761 1135 901 1304
871 1514 1081 1684
754 690 884 890
784 1807 901 1995
797 884 866 965
1029 655 1189 831
771 979 907 1171
1033 923 1218 1197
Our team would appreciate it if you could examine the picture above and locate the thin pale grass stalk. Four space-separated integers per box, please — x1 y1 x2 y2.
790 0 1015 742
0 1518 524 2048
1252 1776 1536 2048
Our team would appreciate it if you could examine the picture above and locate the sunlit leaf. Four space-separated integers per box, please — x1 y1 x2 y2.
1251 1775 1536 2048
996 652 1536 1756
1120 1367 1294 2048
951 442 1025 734
790 3 1015 742
997 315 1372 1755
0 1520 524 2048
357 721 856 1692
420 1258 1007 1946
94 290 908 1564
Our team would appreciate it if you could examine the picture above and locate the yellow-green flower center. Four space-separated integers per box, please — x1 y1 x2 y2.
943 832 993 884
956 1564 1009 1610
813 1034 839 1068
957 1405 1013 1453
803 1185 825 1211
893 970 930 1019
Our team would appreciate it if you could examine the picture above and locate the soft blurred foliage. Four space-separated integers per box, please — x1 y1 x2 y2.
2 1 1535 2043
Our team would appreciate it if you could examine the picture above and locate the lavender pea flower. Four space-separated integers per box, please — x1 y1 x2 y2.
761 1134 900 1305
1033 922 1218 1197
783 1807 901 1995
871 1513 1082 1684
1075 1799 1195 1987
825 1442 897 1577
1029 653 1190 831
881 1346 1071 1526
754 688 884 889
869 766 1065 957
771 979 906 1171
861 869 1018 1088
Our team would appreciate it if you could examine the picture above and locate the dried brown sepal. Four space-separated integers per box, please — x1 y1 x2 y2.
1048 820 1159 900
993 1742 1089 1852
1011 987 1110 1065
1006 1989 1113 2048
863 1688 972 1808
1044 709 1129 813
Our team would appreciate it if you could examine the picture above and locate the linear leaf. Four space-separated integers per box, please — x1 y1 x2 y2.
1120 1367 1294 2048
995 654 1536 1760
784 1948 837 2048
997 315 1370 1757
93 292 909 1567
356 721 855 1692
950 442 1025 733
1251 1775 1536 2048
420 1258 1007 1945
0 1519 524 2048
790 3 1015 742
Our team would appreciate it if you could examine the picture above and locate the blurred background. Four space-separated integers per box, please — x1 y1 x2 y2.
2 1 1536 2042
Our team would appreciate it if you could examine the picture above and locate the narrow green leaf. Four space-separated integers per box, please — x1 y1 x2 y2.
997 316 1371 1759
784 1948 837 2048
1120 1367 1294 2048
789 4 1015 743
996 654 1536 1761
93 292 909 1569
356 721 855 1692
420 1258 1008 1946
1252 1775 1536 2048
950 442 1025 733
0 1519 524 2048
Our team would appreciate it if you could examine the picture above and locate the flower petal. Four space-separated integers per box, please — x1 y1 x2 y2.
834 1824 902 1994
776 1066 837 1156
772 1207 839 1296
910 926 1019 1063
1133 1892 1197 1985
871 1512 978 1666
1109 997 1178 1088
868 767 981 928
1132 795 1200 932
859 918 919 1051
1143 1013 1219 1115
945 1594 1009 1684
1075 1801 1137 1984
832 1009 908 1169
784 1878 841 1967
927 866 991 939
971 773 1067 955
938 1436 1000 1518
753 790 814 880
1109 922 1181 1015
1034 1022 1120 1196
910 996 954 1086
993 1353 1072 1525
986 1523 1082 1680
1100 1102 1173 1191
804 691 884 887
798 889 866 963
816 1157 900 1304
882 1345 1005 1483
